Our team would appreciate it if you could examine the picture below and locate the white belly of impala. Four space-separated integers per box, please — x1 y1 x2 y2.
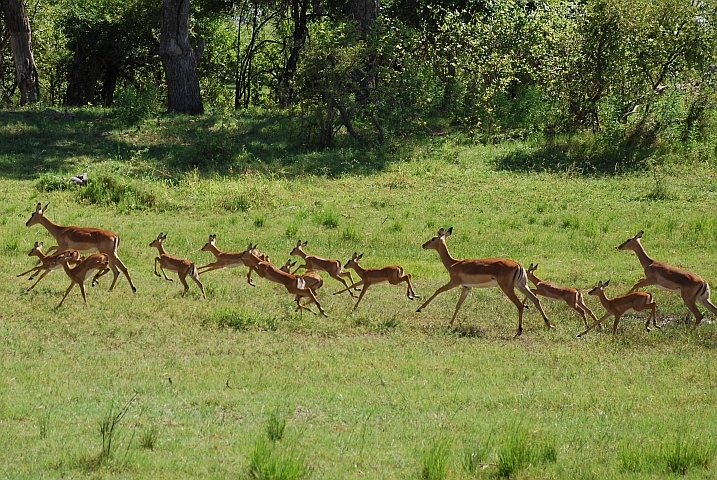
463 279 499 288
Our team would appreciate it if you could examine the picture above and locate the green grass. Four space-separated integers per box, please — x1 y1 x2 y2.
2 110 717 478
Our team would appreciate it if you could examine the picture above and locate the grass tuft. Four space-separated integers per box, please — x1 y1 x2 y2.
662 436 714 475
139 425 159 450
420 438 451 480
497 425 556 478
248 438 311 480
267 407 287 442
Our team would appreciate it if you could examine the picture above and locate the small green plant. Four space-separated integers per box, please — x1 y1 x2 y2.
140 425 159 450
267 407 287 442
285 223 299 238
316 210 340 229
35 173 73 192
38 406 52 439
99 394 137 461
462 434 492 475
342 225 359 241
213 308 256 330
248 438 311 480
254 216 266 228
420 438 451 480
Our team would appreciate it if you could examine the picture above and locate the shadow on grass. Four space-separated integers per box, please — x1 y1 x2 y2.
0 109 396 181
493 133 656 175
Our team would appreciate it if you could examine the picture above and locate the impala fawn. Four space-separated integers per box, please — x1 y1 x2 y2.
577 280 658 337
149 233 206 299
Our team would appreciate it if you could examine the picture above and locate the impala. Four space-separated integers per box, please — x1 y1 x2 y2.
149 233 206 299
577 280 658 336
280 259 324 310
525 263 599 328
333 252 418 311
54 251 111 308
617 230 717 327
197 234 256 286
25 202 136 292
290 240 358 297
16 242 81 291
240 247 327 316
415 227 552 336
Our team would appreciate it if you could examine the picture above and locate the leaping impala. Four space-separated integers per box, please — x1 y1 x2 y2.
149 233 206 299
290 240 359 297
280 259 324 310
577 280 658 337
25 202 136 292
524 263 599 328
333 252 419 311
16 242 82 291
618 230 717 327
197 234 257 286
54 251 111 308
415 227 552 336
240 246 327 316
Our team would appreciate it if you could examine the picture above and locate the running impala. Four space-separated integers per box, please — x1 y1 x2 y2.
25 202 136 292
617 230 717 327
415 227 552 336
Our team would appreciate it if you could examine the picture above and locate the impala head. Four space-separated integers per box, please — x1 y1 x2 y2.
617 230 644 251
280 259 297 273
527 263 538 274
290 240 308 256
240 243 262 266
26 202 49 227
588 280 610 296
422 227 453 250
28 241 44 256
149 232 167 248
344 252 363 270
53 250 81 265
201 234 217 251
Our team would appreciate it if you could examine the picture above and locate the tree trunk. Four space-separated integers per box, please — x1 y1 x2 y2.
159 0 204 114
3 0 38 105
278 0 310 108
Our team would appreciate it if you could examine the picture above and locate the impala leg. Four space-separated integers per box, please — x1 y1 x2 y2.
628 278 654 293
295 296 317 315
79 283 89 305
334 280 364 296
27 270 52 291
351 284 371 312
107 261 122 290
108 253 136 292
404 274 419 299
698 295 717 327
611 314 622 335
683 293 705 328
516 283 552 328
449 286 472 326
190 267 206 299
416 282 457 313
56 282 76 308
644 304 659 331
91 267 111 287
577 296 600 326
335 274 359 297
306 290 327 317
17 266 41 278
577 313 612 337
177 272 190 297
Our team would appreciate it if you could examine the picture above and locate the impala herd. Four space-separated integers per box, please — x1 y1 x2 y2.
18 203 717 337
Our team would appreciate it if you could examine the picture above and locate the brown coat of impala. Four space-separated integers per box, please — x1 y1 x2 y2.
290 240 358 297
149 233 206 299
197 234 256 286
333 252 419 311
416 227 552 336
16 241 81 291
618 230 717 327
54 252 111 308
525 263 598 328
240 247 327 316
577 280 658 337
25 202 136 292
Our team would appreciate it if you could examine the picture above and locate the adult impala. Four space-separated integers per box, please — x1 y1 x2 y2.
577 280 658 337
415 227 552 336
290 240 358 297
54 252 111 308
25 203 136 292
525 263 598 328
617 230 717 327
149 233 206 299
240 246 327 316
16 242 81 291
198 234 257 286
333 252 419 311
281 259 324 310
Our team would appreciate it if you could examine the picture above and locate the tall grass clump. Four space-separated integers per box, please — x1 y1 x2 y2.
248 438 311 480
420 438 451 480
496 425 556 478
267 407 287 442
77 173 161 211
315 210 340 229
462 434 492 475
661 436 714 475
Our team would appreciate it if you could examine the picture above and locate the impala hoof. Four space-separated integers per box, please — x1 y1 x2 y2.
576 333 582 338
416 308 422 313
132 286 137 292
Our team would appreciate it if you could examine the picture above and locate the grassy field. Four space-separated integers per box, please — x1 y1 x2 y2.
2 109 717 479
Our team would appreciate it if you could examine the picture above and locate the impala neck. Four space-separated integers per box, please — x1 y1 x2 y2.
59 261 75 277
36 215 65 241
350 262 368 279
154 243 168 256
204 243 222 258
436 239 459 270
594 290 613 310
294 248 308 260
630 240 656 270
527 272 543 285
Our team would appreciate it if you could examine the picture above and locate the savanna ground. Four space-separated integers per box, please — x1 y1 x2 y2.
1 108 717 479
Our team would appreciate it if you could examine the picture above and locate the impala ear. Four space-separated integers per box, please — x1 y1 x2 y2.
296 240 302 247
437 228 444 236
636 230 644 239
604 280 610 287
358 253 364 260
446 227 453 236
